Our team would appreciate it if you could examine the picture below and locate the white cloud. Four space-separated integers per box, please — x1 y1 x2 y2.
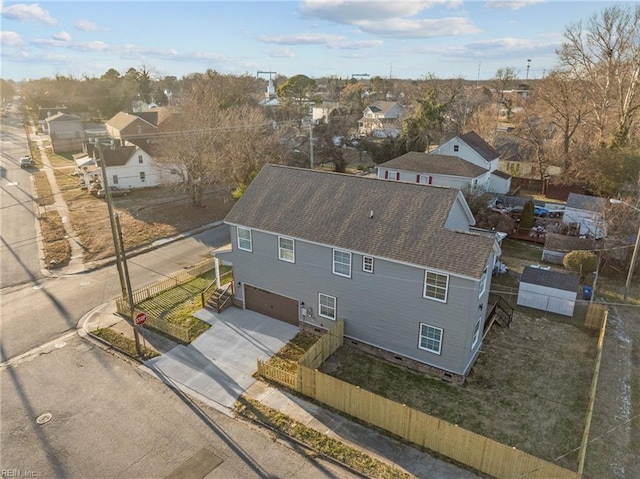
267 48 296 58
416 36 559 59
74 20 103 32
299 0 477 39
484 0 546 11
333 39 383 49
259 33 344 46
1 31 25 47
1 3 56 25
358 17 480 37
52 31 72 42
299 0 452 23
71 41 110 52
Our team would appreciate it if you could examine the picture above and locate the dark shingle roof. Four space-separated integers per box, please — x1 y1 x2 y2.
566 193 607 213
521 266 579 292
225 165 495 278
378 152 488 178
103 146 136 167
460 131 500 161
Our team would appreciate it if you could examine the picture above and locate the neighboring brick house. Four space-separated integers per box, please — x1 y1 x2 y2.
222 165 500 379
45 112 85 154
376 152 491 190
358 101 404 137
431 132 511 194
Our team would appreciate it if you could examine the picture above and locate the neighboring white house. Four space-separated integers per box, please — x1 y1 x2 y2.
376 152 491 190
431 132 511 194
562 193 607 239
517 266 579 317
358 101 404 137
89 143 182 189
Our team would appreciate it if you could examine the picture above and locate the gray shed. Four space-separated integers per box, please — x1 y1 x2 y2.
517 266 579 317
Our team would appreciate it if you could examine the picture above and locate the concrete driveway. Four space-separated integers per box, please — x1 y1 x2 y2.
144 307 298 409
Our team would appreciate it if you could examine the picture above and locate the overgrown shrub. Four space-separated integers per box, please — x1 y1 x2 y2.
563 250 598 278
521 199 535 229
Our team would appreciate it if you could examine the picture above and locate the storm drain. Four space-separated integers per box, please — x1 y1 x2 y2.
164 448 223 479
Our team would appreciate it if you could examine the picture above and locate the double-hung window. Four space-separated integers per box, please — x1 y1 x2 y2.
278 237 295 263
333 249 351 278
471 318 481 349
362 256 374 273
319 293 336 320
237 227 252 252
424 270 449 302
478 266 488 298
418 323 443 354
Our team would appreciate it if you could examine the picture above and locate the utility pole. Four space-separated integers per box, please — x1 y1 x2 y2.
91 138 142 357
114 213 143 357
92 139 127 299
309 123 314 170
526 59 531 81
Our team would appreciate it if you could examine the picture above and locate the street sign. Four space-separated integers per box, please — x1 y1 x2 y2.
134 312 147 326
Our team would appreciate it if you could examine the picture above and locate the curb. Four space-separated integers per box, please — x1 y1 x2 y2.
50 220 225 277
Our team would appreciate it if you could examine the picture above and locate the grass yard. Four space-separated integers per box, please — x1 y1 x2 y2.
136 267 232 339
264 332 319 373
320 308 597 472
93 328 159 359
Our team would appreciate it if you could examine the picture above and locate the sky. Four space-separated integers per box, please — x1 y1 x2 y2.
0 0 625 82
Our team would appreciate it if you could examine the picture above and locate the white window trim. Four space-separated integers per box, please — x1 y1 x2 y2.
362 256 374 273
318 293 336 321
419 175 430 185
418 323 443 355
332 249 352 278
278 236 295 263
478 266 488 298
423 270 449 303
472 318 481 350
237 227 252 252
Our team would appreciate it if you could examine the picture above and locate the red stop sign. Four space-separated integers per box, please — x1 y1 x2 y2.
134 312 147 326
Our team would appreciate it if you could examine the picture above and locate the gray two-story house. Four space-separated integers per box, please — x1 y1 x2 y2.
223 165 499 379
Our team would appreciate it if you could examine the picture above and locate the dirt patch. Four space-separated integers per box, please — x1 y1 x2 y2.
39 211 71 267
265 332 319 373
33 171 54 206
58 184 232 261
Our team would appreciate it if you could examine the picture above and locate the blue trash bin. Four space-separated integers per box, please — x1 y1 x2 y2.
582 286 593 300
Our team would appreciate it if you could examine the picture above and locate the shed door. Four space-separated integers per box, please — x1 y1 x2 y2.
244 285 299 325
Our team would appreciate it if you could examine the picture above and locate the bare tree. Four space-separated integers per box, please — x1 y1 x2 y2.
531 70 595 171
558 4 640 147
154 74 283 206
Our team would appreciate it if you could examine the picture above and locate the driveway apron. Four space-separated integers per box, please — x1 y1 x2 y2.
144 307 298 408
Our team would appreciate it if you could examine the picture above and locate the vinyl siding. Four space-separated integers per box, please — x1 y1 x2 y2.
229 225 492 375
445 199 474 231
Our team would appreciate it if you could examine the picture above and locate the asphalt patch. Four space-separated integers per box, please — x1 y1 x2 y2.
164 448 223 479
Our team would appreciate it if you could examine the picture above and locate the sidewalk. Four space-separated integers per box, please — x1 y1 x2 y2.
80 303 481 479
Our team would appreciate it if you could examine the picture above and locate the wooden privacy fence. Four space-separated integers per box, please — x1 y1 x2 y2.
584 302 607 330
116 258 215 315
299 367 580 479
257 319 578 479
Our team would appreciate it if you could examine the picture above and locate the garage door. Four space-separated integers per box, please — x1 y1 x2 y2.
244 285 299 326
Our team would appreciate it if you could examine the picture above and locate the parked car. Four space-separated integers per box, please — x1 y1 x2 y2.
19 156 33 168
508 205 549 217
96 186 130 198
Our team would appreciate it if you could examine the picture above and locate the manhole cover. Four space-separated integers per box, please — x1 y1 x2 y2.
36 413 52 425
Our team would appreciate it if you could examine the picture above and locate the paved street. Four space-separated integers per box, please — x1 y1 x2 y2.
0 225 229 362
0 112 42 288
0 334 358 479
